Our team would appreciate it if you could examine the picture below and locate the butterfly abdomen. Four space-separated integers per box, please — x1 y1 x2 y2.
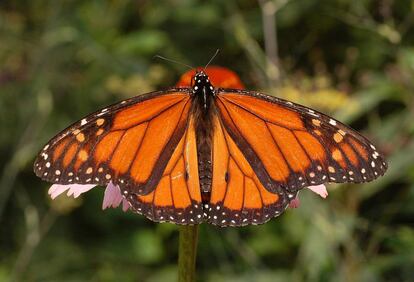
193 98 214 194
197 141 212 192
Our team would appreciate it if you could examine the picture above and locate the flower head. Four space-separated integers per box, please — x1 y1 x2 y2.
48 182 327 212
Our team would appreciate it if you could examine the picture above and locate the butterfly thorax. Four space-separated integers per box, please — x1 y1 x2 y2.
191 71 215 194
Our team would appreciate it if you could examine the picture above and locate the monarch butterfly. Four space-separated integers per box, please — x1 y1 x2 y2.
34 66 387 226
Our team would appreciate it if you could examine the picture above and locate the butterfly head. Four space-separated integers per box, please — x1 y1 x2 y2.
193 71 214 93
193 70 215 112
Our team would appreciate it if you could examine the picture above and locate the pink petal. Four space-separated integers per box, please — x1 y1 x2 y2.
307 184 328 198
289 197 300 208
48 184 96 199
48 184 70 199
102 182 123 210
66 184 96 198
288 184 328 209
122 199 130 211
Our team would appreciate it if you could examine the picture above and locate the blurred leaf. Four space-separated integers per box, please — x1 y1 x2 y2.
359 140 414 199
132 229 164 264
116 30 169 56
207 269 293 282
0 265 9 282
146 265 178 282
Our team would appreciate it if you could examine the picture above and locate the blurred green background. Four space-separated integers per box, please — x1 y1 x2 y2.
1 0 414 281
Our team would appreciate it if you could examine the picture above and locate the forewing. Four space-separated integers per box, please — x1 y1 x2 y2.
215 89 387 195
208 115 290 227
34 89 193 196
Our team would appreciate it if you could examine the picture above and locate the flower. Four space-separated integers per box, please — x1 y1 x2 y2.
48 182 327 212
48 181 130 212
288 184 328 209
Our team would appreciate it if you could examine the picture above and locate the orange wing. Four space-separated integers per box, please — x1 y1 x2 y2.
208 115 290 226
215 90 388 196
34 90 192 196
125 117 203 224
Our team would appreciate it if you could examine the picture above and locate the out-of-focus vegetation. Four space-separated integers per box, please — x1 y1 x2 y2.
1 0 414 281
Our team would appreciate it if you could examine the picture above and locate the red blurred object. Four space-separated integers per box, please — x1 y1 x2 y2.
176 66 245 89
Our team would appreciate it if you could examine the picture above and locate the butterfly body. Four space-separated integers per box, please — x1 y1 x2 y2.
34 69 387 226
191 71 216 195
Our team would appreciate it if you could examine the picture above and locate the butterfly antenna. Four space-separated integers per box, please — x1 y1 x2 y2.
153 55 194 70
204 49 220 70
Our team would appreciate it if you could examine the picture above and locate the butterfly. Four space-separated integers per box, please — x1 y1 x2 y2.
34 66 387 227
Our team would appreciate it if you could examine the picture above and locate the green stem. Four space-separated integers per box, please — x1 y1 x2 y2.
178 225 199 282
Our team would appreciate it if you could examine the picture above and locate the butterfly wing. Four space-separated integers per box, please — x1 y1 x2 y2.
125 116 203 224
214 89 387 197
33 90 203 215
208 115 289 226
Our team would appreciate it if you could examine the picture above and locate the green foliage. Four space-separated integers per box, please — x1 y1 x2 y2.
1 0 413 281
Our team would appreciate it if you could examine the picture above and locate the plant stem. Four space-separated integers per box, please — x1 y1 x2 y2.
178 225 199 282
